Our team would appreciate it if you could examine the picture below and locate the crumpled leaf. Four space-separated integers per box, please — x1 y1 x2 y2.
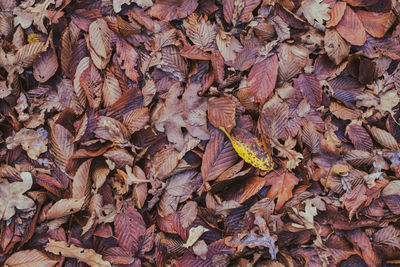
0 172 34 220
301 0 330 26
272 138 303 170
152 82 209 151
13 0 55 34
45 239 111 267
6 128 48 160
219 127 274 171
113 0 153 13
183 225 209 248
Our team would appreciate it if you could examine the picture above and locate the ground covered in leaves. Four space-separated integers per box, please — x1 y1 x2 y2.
1 0 400 266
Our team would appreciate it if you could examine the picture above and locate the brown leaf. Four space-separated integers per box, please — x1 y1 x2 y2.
45 239 111 267
72 159 92 199
264 168 299 211
179 201 198 229
324 29 350 65
202 130 238 182
343 0 379 7
345 229 380 267
248 54 278 104
356 10 395 38
114 204 146 254
123 107 149 134
152 145 180 179
346 123 373 152
116 37 139 82
301 121 321 154
373 225 400 249
6 128 48 160
208 97 236 132
33 45 58 83
94 116 130 145
278 44 309 82
89 18 112 59
294 74 322 108
259 96 289 140
367 126 399 150
102 71 122 107
382 181 400 215
326 1 346 27
336 6 366 46
45 197 85 220
49 121 74 172
150 0 198 21
4 249 57 267
79 60 103 109
183 13 217 50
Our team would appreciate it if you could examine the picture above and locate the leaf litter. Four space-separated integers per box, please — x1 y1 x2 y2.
0 0 400 266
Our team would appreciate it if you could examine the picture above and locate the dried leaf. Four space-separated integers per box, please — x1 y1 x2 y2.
95 116 130 145
356 10 395 38
150 0 198 21
45 197 85 220
202 130 238 182
89 19 112 59
301 0 330 26
0 172 34 220
123 108 149 134
79 60 103 109
208 97 236 132
6 128 48 160
264 169 299 211
248 54 278 104
102 71 122 107
220 127 274 171
116 37 139 82
346 123 373 152
33 44 58 83
4 249 57 267
336 6 366 46
45 239 111 267
259 96 289 140
368 126 399 150
183 225 209 248
324 29 350 65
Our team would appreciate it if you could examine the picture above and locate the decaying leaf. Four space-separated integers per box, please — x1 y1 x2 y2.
219 127 274 171
45 239 111 267
301 0 330 26
183 225 209 248
0 172 34 220
4 249 57 267
6 128 48 160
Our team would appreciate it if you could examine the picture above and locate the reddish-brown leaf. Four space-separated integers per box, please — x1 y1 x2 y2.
326 1 346 28
201 130 238 182
79 60 103 109
294 73 322 108
116 37 139 82
264 168 299 211
150 0 198 21
345 229 381 267
248 54 278 104
356 10 395 38
346 124 373 152
114 204 146 254
343 0 379 7
207 97 236 132
336 6 366 46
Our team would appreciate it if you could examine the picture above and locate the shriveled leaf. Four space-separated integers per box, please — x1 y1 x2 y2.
0 172 34 220
183 225 209 248
45 239 111 267
272 138 303 170
6 128 48 160
220 127 274 171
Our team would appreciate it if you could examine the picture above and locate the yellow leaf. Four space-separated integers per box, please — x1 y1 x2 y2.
27 33 41 43
219 127 274 171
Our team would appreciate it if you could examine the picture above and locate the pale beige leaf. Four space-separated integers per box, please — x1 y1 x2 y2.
45 197 85 220
325 29 350 65
0 172 34 220
45 239 111 267
368 126 399 150
302 0 330 25
89 19 112 59
123 108 149 134
142 79 156 106
73 57 90 107
73 159 92 199
6 128 48 160
102 71 122 107
49 121 74 172
183 225 209 248
4 249 57 267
